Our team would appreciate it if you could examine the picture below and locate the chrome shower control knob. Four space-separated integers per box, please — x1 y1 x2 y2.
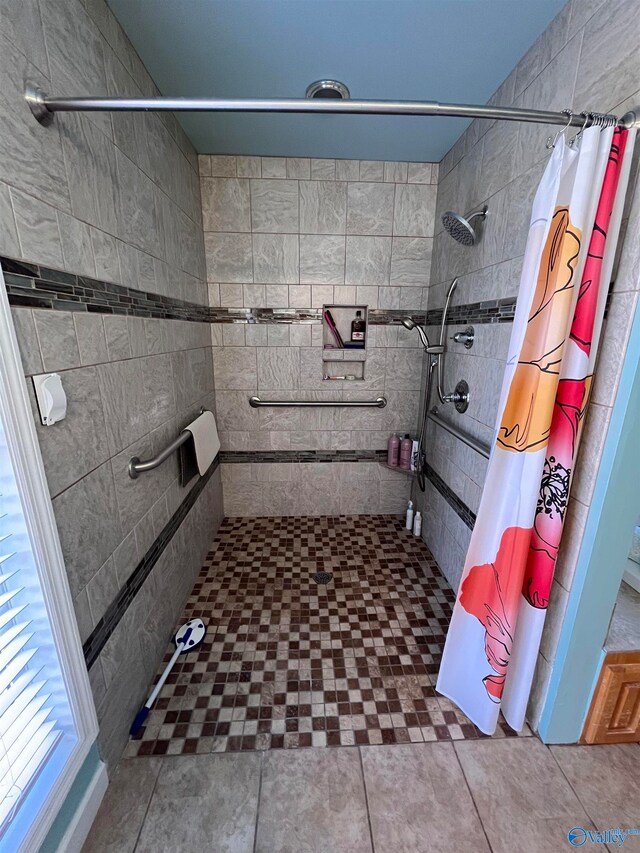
443 380 470 414
451 326 475 349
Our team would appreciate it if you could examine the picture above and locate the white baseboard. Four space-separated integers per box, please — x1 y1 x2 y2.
623 558 640 594
57 762 108 853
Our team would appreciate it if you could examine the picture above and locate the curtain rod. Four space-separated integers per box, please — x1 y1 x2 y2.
25 84 638 129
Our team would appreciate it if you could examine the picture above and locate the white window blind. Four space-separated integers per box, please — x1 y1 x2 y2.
0 411 74 841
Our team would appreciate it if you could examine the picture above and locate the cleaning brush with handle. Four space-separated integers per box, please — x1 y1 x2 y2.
130 618 206 737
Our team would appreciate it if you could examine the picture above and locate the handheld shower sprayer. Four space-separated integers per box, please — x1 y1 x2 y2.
400 317 444 355
403 278 471 494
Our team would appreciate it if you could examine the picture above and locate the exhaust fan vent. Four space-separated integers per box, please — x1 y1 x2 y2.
306 80 350 100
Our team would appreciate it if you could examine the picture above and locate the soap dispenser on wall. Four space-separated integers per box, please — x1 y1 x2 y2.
33 373 67 426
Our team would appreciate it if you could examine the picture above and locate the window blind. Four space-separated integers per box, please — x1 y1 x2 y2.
0 414 66 836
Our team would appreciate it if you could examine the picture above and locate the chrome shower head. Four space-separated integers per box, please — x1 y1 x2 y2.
442 206 488 246
401 317 431 351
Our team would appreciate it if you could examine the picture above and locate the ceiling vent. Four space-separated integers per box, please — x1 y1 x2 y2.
305 80 350 100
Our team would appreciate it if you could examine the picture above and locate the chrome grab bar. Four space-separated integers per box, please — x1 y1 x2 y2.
128 408 205 479
249 396 386 408
428 407 491 459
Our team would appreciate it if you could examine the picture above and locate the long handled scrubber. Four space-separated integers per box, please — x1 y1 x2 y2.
130 618 206 737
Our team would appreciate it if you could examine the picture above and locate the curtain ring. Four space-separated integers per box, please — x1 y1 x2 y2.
569 111 591 147
546 109 573 149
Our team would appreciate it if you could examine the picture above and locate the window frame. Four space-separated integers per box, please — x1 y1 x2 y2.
0 274 99 852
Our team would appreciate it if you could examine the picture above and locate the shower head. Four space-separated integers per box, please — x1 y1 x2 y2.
442 206 488 246
401 317 430 350
401 317 444 354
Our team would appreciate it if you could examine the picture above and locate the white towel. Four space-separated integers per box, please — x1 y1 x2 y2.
184 410 220 476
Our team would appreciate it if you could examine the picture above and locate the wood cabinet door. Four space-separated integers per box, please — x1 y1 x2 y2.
582 651 640 744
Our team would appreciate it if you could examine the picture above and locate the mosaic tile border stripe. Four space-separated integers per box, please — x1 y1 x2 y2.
1 255 211 322
0 255 420 326
83 455 220 669
425 463 476 530
425 297 517 327
1 255 517 329
220 449 388 464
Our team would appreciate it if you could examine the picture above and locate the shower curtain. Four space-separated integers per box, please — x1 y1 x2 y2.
436 124 636 735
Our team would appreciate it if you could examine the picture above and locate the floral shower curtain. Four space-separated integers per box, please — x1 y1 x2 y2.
436 125 636 735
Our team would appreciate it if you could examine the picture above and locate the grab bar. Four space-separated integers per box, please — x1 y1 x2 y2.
128 408 205 479
249 396 387 408
428 407 491 459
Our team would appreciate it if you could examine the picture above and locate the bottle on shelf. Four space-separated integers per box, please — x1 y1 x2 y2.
387 433 400 466
350 310 366 344
399 434 413 470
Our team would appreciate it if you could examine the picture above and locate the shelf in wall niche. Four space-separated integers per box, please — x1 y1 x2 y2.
323 304 368 352
322 358 365 381
378 461 415 476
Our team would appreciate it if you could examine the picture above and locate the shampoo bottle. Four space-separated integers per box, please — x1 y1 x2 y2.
405 500 414 530
410 439 419 471
400 434 412 470
351 310 366 343
413 511 422 537
387 433 400 466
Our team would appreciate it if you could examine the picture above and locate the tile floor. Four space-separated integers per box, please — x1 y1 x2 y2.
83 740 640 852
125 515 531 757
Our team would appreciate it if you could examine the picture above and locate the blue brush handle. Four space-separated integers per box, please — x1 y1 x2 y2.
130 705 149 738
130 623 202 738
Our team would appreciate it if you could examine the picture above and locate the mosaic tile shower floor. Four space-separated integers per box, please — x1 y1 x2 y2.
126 515 532 756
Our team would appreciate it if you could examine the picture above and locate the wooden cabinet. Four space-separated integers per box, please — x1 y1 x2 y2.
582 651 640 743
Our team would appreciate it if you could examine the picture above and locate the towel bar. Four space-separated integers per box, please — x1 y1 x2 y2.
248 396 387 408
128 408 205 478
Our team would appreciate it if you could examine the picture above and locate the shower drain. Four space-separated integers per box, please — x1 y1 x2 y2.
313 571 333 585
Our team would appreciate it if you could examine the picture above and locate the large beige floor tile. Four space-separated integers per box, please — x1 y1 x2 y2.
83 758 162 853
455 737 594 853
361 742 490 853
135 752 261 853
255 747 372 853
551 743 640 845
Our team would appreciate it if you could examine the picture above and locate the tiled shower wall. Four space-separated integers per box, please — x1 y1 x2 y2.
200 155 438 513
414 0 640 728
0 0 223 769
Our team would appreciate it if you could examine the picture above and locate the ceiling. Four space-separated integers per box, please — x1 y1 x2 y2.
107 0 566 162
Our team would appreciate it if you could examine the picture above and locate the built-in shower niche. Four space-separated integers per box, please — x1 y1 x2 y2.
322 304 367 381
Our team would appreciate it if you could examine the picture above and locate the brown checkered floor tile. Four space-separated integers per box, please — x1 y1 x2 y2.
125 515 532 756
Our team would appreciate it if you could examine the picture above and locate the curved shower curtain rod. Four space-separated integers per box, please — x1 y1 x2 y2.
24 84 640 129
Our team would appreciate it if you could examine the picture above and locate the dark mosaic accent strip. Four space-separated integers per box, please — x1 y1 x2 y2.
210 307 322 324
206 308 427 326
1 255 428 327
1 255 211 322
425 297 517 327
425 463 476 530
220 449 388 464
82 455 220 669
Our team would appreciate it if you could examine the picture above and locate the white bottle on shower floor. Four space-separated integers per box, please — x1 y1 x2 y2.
405 500 414 531
413 511 422 538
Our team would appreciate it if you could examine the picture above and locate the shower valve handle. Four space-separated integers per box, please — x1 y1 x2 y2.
450 327 475 349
